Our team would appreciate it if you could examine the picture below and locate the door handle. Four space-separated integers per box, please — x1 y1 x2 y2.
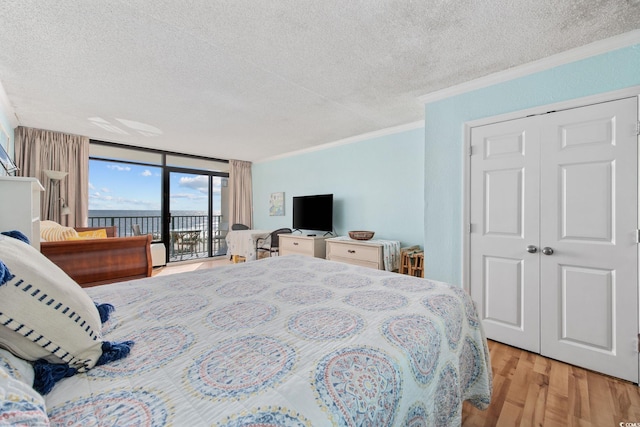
526 245 538 253
542 247 554 255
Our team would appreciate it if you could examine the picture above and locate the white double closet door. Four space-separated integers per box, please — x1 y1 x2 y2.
469 96 639 382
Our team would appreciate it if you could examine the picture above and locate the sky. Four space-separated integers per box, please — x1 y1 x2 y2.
88 159 222 213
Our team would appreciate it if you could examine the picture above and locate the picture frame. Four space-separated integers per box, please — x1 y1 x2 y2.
0 126 17 175
269 192 284 216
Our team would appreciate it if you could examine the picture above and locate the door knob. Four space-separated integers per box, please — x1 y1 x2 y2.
542 247 554 255
526 245 538 253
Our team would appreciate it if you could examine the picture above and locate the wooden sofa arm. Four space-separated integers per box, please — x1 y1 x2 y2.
41 234 152 287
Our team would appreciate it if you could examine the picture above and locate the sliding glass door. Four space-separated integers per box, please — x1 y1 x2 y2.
165 168 227 262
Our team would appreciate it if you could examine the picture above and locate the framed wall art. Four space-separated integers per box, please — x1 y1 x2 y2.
269 192 284 216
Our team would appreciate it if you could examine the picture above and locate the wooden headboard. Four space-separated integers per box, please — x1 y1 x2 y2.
41 233 152 287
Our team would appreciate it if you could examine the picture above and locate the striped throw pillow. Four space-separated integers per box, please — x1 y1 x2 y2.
40 222 78 241
0 235 103 371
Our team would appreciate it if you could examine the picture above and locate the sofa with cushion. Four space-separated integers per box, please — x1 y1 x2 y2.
39 221 152 287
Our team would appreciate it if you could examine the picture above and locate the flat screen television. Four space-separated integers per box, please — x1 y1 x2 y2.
292 194 333 232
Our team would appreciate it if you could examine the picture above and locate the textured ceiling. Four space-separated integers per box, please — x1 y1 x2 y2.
0 1 639 162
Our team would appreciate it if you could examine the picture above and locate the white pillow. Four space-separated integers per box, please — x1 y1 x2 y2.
0 235 103 371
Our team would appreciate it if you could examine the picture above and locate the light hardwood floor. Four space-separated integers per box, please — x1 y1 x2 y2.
463 340 640 427
155 260 640 426
151 256 232 277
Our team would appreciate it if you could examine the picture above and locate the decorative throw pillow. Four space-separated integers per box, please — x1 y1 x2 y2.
76 229 108 239
0 365 49 426
67 229 108 240
40 221 78 241
0 235 133 394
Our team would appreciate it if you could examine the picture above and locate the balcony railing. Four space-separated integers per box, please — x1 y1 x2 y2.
88 214 226 262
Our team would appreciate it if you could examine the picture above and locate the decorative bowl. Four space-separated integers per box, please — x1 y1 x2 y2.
348 230 375 240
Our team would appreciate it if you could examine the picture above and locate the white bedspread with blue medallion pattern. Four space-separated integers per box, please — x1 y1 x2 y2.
44 255 492 426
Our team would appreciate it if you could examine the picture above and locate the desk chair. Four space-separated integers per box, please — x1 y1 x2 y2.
256 228 292 258
226 223 249 259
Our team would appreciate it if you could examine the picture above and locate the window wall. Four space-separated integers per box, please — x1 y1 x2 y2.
88 141 229 262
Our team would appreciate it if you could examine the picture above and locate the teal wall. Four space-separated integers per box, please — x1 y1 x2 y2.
425 44 640 285
253 127 425 247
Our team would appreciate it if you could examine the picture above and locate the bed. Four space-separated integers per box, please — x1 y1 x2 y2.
1 248 492 426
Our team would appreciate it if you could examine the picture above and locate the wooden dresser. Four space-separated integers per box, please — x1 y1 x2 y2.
279 234 328 258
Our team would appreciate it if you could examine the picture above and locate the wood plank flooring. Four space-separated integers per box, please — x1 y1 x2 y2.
462 340 640 426
151 256 232 277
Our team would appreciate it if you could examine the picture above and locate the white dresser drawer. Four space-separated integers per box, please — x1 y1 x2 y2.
327 241 381 263
326 239 384 269
280 237 314 254
328 255 380 270
279 234 327 258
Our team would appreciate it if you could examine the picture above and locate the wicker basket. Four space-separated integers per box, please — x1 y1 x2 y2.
348 230 375 240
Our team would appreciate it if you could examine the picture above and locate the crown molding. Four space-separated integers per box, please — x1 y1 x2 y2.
419 29 640 104
256 120 425 163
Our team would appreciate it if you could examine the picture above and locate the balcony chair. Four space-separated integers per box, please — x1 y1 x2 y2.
255 228 292 258
131 224 142 236
213 222 228 256
172 230 201 260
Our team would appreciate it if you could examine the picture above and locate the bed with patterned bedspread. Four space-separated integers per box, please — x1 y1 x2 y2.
40 254 492 426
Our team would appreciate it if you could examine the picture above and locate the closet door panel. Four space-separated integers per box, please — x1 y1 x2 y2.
539 97 638 382
559 265 614 350
560 161 612 242
470 118 541 353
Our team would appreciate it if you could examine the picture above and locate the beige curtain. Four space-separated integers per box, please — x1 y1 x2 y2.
14 127 89 227
228 159 253 228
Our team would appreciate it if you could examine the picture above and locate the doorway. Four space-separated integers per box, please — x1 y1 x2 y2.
164 168 227 262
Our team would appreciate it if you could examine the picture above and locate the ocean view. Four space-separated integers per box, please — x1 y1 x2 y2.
89 210 208 217
88 210 221 237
